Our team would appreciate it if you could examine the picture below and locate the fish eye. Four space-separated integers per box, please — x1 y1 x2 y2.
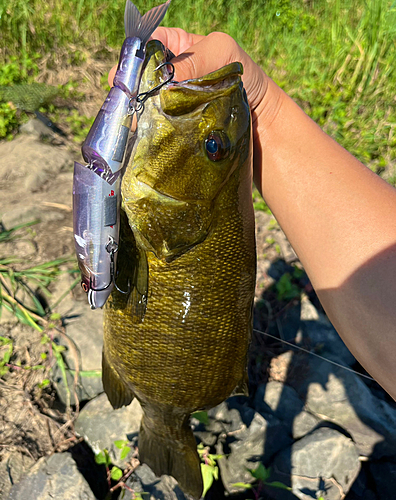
205 132 230 161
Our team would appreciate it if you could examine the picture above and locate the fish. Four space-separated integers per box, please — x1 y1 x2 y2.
102 40 256 499
72 0 171 309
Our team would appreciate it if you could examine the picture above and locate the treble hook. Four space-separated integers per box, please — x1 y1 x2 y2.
135 62 175 111
85 237 129 295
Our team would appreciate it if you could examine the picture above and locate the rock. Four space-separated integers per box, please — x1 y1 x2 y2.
298 295 356 367
346 466 377 500
269 427 360 500
20 118 56 140
0 135 70 193
289 355 396 458
369 461 396 498
75 392 143 468
63 306 103 372
0 451 35 499
254 381 304 424
197 397 292 493
124 464 191 500
52 299 104 405
292 410 320 440
6 452 95 500
253 381 320 439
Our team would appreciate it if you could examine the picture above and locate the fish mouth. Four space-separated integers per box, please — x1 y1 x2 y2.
126 173 186 205
160 62 244 116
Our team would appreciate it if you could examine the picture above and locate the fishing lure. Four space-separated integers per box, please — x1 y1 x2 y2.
73 0 172 309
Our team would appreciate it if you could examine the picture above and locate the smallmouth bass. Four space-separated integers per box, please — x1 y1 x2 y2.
103 40 256 499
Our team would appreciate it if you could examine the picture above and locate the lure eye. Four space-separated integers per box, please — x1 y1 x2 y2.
81 277 90 293
205 132 229 161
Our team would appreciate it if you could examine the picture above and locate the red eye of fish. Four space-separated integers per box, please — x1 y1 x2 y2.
205 132 229 161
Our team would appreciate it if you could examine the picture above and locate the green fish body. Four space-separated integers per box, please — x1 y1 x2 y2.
103 41 256 499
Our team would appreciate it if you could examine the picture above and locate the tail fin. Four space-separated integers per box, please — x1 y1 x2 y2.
124 0 171 43
139 414 203 499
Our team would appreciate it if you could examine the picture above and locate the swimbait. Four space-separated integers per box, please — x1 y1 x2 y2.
73 0 171 309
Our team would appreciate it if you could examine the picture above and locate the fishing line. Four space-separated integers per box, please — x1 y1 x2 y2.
252 328 376 382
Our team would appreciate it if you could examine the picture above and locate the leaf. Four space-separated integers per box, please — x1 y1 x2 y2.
114 440 128 450
201 463 215 498
248 462 270 482
232 482 253 489
95 451 107 465
38 378 50 389
110 466 123 481
31 294 46 316
120 446 130 460
192 410 209 425
95 449 111 467
266 481 292 491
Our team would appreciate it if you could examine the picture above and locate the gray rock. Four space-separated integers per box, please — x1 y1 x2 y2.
253 381 320 440
20 118 56 140
370 461 396 498
254 382 304 425
6 452 95 500
124 464 191 500
63 305 104 372
0 135 70 193
290 355 396 458
0 452 35 499
51 362 103 406
75 392 143 468
270 427 360 500
292 410 320 440
52 300 104 405
298 295 356 367
201 397 292 493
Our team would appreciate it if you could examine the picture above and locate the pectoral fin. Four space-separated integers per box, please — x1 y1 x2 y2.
113 209 148 323
102 350 134 409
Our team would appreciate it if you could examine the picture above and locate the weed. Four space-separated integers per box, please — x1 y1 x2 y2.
253 188 271 214
95 446 145 499
0 220 76 329
233 462 292 498
0 0 395 170
197 443 223 497
275 269 302 302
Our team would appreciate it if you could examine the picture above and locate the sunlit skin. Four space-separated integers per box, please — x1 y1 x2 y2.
109 28 396 401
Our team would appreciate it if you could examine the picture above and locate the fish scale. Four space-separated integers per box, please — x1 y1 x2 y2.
102 40 256 499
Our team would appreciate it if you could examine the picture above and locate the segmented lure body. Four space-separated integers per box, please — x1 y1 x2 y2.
73 0 171 309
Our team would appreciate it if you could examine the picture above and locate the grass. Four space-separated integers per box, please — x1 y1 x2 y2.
0 0 395 176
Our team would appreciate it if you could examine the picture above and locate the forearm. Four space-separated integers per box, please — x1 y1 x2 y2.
255 77 396 399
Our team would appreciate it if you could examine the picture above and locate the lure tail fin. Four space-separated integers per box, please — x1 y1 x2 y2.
124 0 171 43
139 411 203 499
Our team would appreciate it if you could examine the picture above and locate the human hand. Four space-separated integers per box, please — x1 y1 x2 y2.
108 28 276 121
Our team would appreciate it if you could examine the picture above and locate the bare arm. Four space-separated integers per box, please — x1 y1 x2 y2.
255 78 396 399
111 29 396 399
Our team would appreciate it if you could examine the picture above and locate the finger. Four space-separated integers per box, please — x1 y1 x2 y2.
108 65 117 87
169 31 242 82
152 27 205 56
